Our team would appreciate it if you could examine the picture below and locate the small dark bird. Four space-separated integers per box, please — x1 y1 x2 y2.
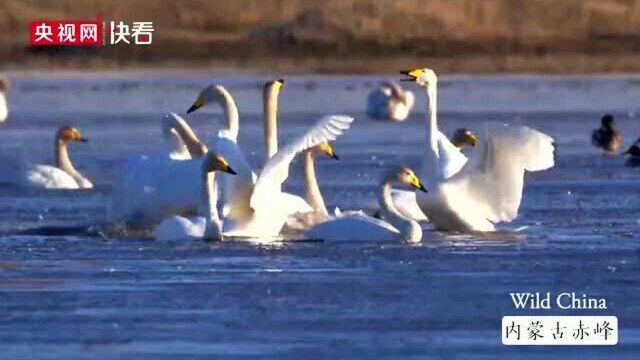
624 138 640 166
592 114 623 154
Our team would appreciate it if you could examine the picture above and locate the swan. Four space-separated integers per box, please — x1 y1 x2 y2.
282 142 342 232
111 81 285 227
592 114 623 155
386 127 478 222
110 112 209 225
0 126 92 189
401 68 555 232
305 167 427 243
367 82 415 121
153 152 237 241
0 76 8 123
223 115 354 239
185 81 296 221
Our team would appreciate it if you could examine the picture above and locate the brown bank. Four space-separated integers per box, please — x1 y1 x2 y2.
3 0 640 73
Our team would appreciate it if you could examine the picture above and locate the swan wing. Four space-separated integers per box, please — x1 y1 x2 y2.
250 115 354 210
305 214 398 242
445 123 555 223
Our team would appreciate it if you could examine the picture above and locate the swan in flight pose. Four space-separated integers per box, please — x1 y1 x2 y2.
400 68 555 232
0 76 8 123
0 126 92 189
592 114 623 155
305 167 427 243
224 115 354 239
387 127 478 222
367 81 415 121
153 152 237 241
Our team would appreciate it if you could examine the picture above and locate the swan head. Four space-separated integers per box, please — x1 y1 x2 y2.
315 142 339 160
57 126 88 143
202 152 237 175
264 79 284 92
396 167 428 193
187 85 231 114
451 128 478 148
400 68 437 88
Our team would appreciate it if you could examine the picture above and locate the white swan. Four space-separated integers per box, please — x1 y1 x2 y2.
388 128 478 222
367 82 415 121
223 115 354 239
305 167 427 243
111 81 289 227
153 152 237 241
0 77 8 123
282 142 342 232
110 112 210 225
186 84 256 219
0 126 92 189
401 68 555 232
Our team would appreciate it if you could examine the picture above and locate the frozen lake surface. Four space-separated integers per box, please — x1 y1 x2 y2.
0 73 639 359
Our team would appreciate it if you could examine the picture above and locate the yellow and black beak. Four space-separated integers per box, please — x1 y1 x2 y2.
400 69 423 82
468 133 478 147
409 174 428 193
187 96 205 114
74 130 88 142
320 143 339 160
326 148 339 160
224 165 237 175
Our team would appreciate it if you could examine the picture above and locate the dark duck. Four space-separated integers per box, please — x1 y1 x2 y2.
592 114 623 154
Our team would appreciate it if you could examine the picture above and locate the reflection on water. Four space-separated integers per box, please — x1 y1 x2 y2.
0 76 639 359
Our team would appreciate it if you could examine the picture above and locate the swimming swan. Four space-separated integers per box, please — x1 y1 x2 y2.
401 68 555 232
367 81 415 121
305 167 427 243
282 142 342 232
223 115 354 239
153 152 237 241
0 77 9 123
1 126 92 189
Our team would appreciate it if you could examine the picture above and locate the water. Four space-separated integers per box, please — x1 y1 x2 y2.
1 73 639 359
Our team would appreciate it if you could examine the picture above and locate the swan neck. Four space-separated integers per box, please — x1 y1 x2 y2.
56 137 86 185
201 169 222 240
220 91 240 140
425 81 439 148
263 85 279 158
304 150 328 216
171 119 207 158
378 180 410 234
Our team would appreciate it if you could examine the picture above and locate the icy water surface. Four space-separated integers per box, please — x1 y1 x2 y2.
0 73 639 359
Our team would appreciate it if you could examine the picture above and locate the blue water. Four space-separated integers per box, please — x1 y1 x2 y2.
0 74 639 359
